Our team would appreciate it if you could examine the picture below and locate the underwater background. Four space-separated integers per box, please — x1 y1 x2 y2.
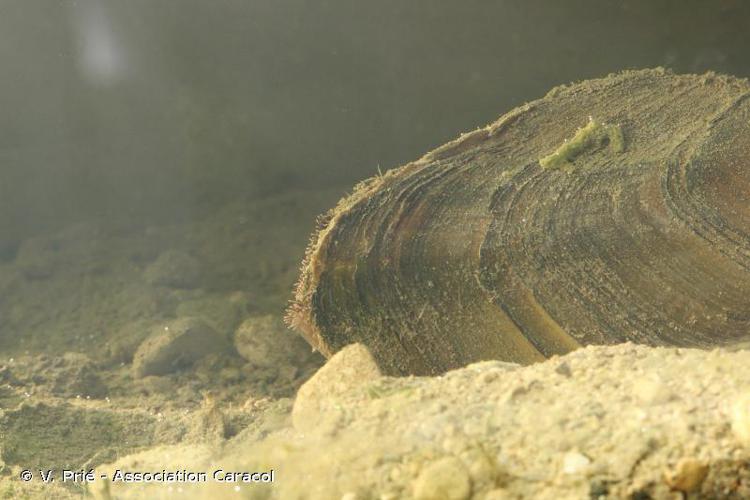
3 0 750 246
2 1 750 498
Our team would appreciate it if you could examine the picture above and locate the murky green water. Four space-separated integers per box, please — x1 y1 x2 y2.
2 0 750 245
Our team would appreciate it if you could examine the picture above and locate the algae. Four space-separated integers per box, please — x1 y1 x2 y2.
539 117 624 170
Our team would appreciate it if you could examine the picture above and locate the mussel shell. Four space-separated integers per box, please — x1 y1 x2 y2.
289 69 750 375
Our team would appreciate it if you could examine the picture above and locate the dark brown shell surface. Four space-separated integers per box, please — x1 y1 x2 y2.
288 69 750 376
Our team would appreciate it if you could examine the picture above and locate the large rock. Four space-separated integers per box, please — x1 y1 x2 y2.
238 345 750 499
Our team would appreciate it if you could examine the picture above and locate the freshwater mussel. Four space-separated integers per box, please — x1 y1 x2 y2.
288 69 750 375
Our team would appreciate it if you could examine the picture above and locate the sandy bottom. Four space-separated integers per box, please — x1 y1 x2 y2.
0 190 748 499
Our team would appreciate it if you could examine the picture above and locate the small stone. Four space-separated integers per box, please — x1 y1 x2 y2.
176 293 244 337
633 375 672 405
465 360 519 372
555 361 572 377
0 239 18 262
31 353 107 398
139 375 174 394
188 400 227 442
15 236 59 279
292 343 381 433
442 435 470 455
132 317 230 378
663 458 708 493
500 385 529 404
413 456 471 500
219 366 243 384
732 392 750 446
143 249 201 288
483 489 514 500
459 447 497 490
101 320 154 365
589 479 610 498
476 371 500 384
562 451 591 475
234 315 314 369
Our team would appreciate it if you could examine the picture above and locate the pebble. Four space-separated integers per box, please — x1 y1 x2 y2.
15 236 59 279
554 361 572 377
476 371 500 385
103 320 154 365
32 352 107 398
662 458 708 493
139 375 174 394
292 343 381 433
459 447 497 489
412 457 471 500
143 249 201 288
132 317 229 378
234 315 311 368
500 385 529 404
562 451 591 475
176 294 242 337
633 375 673 405
483 489 514 500
731 392 750 445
